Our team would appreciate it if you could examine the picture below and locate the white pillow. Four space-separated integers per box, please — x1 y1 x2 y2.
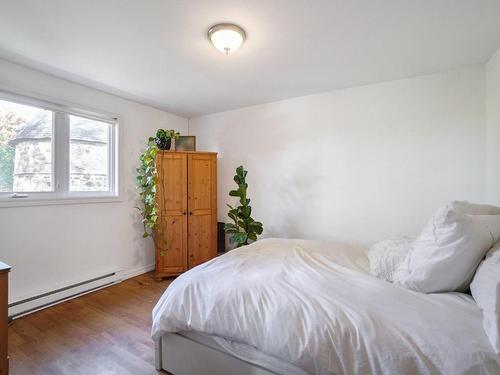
449 200 500 215
470 242 500 353
393 203 500 293
367 237 412 282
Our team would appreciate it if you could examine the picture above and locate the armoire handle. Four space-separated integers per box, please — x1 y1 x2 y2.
189 212 193 215
182 211 187 215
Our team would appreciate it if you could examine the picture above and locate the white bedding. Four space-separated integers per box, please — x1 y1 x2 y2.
152 238 500 375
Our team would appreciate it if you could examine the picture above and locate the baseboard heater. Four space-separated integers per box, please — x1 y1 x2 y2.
8 271 119 319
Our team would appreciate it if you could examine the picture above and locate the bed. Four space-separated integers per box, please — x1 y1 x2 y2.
152 238 500 374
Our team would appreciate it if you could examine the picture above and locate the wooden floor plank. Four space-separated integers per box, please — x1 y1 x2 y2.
8 272 172 375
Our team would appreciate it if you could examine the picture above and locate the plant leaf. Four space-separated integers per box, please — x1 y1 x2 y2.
247 232 257 241
229 189 240 197
225 165 264 245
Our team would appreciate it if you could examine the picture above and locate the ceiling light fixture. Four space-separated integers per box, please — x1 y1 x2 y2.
208 23 246 55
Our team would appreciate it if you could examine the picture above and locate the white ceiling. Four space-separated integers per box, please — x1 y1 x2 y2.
1 0 500 118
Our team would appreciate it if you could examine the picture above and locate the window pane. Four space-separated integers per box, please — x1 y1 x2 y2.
0 99 53 192
69 115 110 192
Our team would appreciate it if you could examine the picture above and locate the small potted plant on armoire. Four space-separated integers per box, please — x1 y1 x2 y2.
136 130 217 280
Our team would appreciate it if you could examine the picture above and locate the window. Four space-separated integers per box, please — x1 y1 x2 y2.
0 92 118 204
0 99 53 193
69 115 111 192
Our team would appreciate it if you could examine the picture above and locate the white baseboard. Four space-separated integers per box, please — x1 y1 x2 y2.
117 263 155 281
9 263 156 319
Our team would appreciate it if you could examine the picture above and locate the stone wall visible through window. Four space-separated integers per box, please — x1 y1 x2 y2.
11 116 110 192
1 101 53 193
13 140 52 191
0 96 115 196
70 141 108 191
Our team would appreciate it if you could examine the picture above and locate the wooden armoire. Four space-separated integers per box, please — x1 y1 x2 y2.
154 151 217 279
0 262 10 375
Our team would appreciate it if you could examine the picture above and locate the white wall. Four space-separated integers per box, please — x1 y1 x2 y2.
0 59 188 302
0 58 490 302
486 48 500 205
190 66 486 245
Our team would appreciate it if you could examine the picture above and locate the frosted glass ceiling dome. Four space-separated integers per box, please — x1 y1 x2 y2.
208 23 246 55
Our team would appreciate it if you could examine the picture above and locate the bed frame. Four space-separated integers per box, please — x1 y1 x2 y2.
155 333 278 375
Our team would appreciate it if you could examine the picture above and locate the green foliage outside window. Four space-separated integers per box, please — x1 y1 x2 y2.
0 111 25 191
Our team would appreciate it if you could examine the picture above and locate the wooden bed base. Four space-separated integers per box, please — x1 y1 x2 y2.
155 333 277 375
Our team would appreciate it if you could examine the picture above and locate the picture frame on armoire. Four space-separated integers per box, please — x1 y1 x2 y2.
175 136 196 151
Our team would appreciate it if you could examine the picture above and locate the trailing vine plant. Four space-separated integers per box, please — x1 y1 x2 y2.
136 129 181 238
136 137 159 238
224 165 264 247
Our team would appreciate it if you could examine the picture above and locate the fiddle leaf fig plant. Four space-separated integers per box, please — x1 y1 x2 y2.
224 165 264 247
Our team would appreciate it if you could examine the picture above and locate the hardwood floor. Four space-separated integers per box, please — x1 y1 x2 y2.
8 272 172 375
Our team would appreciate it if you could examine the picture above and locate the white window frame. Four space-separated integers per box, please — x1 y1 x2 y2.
0 89 120 207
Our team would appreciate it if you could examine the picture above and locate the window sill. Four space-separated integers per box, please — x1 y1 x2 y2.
0 195 122 208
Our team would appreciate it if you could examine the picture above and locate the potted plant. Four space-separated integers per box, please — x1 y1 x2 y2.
224 165 264 247
136 128 180 239
155 129 180 150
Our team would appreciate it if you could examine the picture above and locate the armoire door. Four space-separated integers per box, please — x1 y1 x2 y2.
155 153 188 277
187 153 217 268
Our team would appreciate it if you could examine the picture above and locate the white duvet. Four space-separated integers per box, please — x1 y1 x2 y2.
152 238 500 374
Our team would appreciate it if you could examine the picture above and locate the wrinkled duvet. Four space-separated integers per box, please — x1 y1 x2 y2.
152 238 500 374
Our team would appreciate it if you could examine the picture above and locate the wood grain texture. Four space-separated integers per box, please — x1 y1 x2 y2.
8 273 172 375
155 151 217 277
0 263 10 375
188 153 217 268
155 153 188 278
